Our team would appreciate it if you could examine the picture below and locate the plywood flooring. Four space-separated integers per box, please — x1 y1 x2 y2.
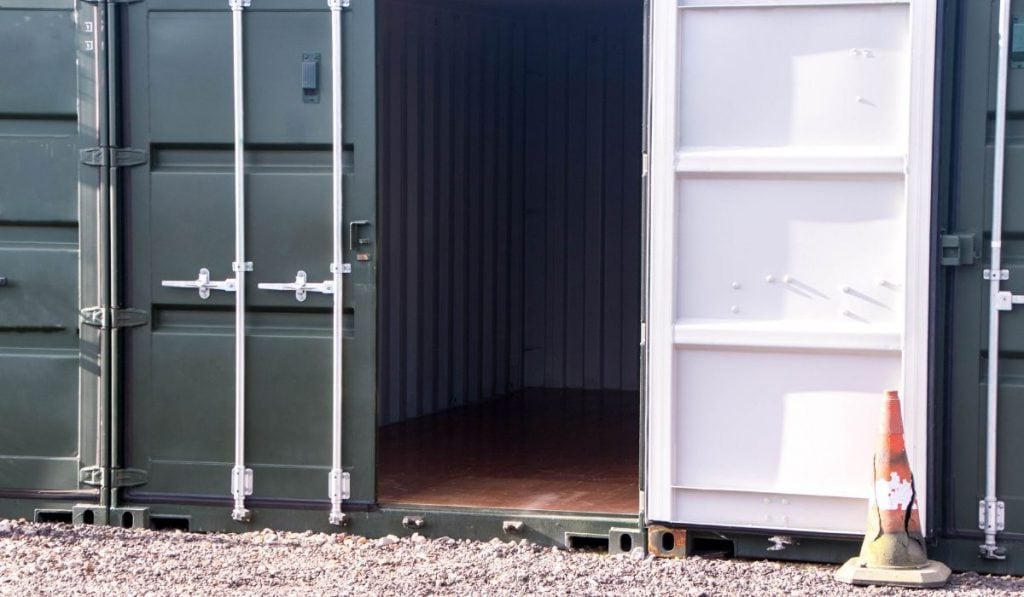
377 389 639 514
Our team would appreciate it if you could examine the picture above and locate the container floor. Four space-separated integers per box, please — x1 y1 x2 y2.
377 389 640 514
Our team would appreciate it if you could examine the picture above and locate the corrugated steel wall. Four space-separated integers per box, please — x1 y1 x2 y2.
521 3 643 392
378 0 643 425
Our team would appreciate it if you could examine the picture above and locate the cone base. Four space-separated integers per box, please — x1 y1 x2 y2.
834 557 951 588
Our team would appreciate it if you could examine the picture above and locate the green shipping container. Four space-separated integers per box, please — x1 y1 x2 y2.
0 0 1023 576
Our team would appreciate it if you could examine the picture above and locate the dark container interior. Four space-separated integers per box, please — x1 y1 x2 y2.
376 0 645 514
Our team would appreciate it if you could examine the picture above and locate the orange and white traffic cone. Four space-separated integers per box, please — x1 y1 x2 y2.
835 390 951 588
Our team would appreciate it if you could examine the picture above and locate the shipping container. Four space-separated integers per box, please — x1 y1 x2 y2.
0 0 1022 576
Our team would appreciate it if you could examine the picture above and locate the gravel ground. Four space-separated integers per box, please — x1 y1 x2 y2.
0 519 1021 596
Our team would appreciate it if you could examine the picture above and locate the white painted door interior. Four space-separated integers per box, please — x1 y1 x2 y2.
645 0 936 534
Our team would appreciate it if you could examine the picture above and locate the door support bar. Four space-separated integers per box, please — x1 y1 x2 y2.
328 0 351 526
980 0 1011 561
229 0 254 523
89 0 113 513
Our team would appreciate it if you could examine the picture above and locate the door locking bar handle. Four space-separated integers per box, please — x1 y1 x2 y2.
258 267 352 302
161 268 237 299
259 270 333 302
349 220 371 251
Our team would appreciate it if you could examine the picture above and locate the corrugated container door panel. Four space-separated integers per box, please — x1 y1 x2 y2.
0 9 76 115
0 2 97 504
677 7 909 149
0 135 78 223
148 12 333 145
647 1 934 534
120 0 377 510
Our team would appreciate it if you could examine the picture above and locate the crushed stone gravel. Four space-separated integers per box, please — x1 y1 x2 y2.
0 519 1021 596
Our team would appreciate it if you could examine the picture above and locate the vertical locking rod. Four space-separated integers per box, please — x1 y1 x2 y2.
328 0 349 525
229 0 253 523
981 0 1011 560
91 0 113 513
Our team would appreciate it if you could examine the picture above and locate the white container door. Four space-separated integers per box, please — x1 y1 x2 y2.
645 0 936 535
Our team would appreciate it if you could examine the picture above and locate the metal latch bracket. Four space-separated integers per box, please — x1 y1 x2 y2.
979 499 1006 532
328 470 351 501
80 147 149 168
940 233 976 266
994 290 1024 312
984 269 1009 281
80 306 149 330
231 466 254 497
79 467 148 488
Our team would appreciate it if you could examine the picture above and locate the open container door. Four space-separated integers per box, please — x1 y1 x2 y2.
645 0 936 536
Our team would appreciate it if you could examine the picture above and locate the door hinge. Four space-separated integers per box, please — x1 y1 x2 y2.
79 467 148 488
80 306 149 330
939 233 976 266
979 499 1006 533
80 147 149 168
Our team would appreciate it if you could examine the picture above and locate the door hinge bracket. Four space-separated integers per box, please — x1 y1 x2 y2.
231 466 254 497
79 467 148 488
984 269 1009 281
80 306 149 330
80 147 149 168
979 499 1006 532
329 470 351 501
940 233 976 266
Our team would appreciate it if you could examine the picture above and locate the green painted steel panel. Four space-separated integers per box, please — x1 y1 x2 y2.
0 9 76 115
117 0 377 523
934 0 1024 574
0 2 102 509
0 244 78 339
0 353 79 455
148 12 335 144
0 132 79 223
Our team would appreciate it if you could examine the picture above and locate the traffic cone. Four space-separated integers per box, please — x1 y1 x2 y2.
835 390 951 588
